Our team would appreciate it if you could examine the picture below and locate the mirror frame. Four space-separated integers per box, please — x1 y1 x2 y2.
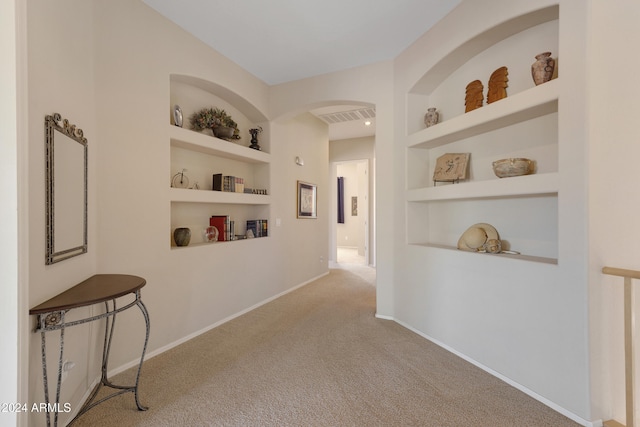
45 113 88 265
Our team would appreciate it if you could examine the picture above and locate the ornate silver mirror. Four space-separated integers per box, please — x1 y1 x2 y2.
45 113 88 264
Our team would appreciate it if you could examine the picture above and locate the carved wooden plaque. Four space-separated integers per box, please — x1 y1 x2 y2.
465 80 484 112
487 66 509 104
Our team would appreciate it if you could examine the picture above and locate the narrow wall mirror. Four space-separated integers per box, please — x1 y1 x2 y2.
45 113 88 265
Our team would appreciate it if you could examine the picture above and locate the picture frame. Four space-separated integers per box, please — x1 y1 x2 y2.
297 180 317 219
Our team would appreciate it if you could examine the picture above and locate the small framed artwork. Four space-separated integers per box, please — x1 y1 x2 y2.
297 181 317 219
433 153 470 185
351 196 358 216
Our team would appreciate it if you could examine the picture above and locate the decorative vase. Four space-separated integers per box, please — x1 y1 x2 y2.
249 128 261 150
424 107 439 127
531 52 555 85
173 227 191 247
213 126 234 139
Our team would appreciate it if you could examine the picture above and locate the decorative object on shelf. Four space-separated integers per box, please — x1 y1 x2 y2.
171 168 189 188
203 226 219 242
297 180 317 219
173 227 191 246
457 223 500 252
492 158 535 178
433 153 470 185
173 105 183 127
465 80 484 112
424 107 440 127
531 52 556 85
487 66 509 104
189 107 240 141
249 126 263 150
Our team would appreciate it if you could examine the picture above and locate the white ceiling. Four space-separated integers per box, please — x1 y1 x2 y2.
143 0 461 139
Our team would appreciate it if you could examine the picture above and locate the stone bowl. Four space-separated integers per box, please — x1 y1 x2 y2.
492 158 534 178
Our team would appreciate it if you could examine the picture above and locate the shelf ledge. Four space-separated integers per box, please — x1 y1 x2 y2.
407 172 558 202
408 79 559 149
410 243 557 265
170 125 270 163
169 187 271 205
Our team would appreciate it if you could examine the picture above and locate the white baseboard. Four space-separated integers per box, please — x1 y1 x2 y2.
388 317 601 427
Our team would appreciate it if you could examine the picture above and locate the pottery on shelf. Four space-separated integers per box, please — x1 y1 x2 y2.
173 227 191 246
531 52 556 85
424 107 440 127
213 126 235 139
492 158 534 178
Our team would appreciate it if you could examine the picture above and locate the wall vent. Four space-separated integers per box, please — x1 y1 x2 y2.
317 108 376 124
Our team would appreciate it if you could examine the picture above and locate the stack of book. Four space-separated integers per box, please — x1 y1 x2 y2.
209 215 234 241
246 219 268 238
212 174 245 193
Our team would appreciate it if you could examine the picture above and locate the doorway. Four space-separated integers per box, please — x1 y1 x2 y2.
333 160 369 265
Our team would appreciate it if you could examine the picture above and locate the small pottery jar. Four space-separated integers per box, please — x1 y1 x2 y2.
531 52 555 85
173 227 191 247
424 107 439 127
213 126 234 139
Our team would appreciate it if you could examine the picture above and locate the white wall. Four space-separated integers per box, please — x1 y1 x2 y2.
393 0 594 424
589 0 640 423
0 0 25 425
270 63 394 316
26 2 100 424
24 0 329 424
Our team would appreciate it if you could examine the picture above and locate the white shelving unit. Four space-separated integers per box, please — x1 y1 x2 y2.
169 75 271 248
405 5 560 263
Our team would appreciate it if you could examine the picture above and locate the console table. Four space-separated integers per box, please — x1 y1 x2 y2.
30 274 150 427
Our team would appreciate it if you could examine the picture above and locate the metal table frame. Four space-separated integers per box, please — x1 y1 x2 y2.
30 275 150 427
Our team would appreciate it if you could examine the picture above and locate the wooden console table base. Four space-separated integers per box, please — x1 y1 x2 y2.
30 274 150 427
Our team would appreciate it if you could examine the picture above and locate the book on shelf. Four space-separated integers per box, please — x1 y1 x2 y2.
212 174 246 193
246 219 268 238
209 215 230 241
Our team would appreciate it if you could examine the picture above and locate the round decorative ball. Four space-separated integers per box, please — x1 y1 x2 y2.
173 227 191 247
483 238 502 254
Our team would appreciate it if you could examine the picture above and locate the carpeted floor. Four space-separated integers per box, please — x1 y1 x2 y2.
72 264 579 426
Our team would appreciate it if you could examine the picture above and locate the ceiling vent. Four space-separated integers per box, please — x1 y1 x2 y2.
317 108 376 124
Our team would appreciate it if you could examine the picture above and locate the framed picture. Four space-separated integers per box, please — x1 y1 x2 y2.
433 153 470 185
297 181 317 218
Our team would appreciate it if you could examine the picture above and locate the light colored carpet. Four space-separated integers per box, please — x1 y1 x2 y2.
72 265 579 426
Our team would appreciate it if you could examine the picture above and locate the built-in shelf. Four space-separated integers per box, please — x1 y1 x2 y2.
169 187 270 204
170 236 269 250
411 243 558 265
169 75 271 250
407 172 558 202
170 125 270 164
407 79 559 149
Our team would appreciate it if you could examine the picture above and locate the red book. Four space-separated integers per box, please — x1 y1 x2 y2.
209 216 228 242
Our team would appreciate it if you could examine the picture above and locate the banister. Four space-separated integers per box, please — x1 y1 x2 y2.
603 266 640 280
602 266 639 427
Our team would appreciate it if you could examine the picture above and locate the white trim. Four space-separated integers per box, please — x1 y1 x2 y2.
388 316 601 427
106 271 330 377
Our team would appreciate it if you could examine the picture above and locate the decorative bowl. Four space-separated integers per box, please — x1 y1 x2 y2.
213 126 235 139
492 158 534 178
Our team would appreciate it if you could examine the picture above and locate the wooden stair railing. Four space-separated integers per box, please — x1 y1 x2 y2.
602 266 640 427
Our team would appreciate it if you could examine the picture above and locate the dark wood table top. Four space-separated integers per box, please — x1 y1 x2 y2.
30 274 146 315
